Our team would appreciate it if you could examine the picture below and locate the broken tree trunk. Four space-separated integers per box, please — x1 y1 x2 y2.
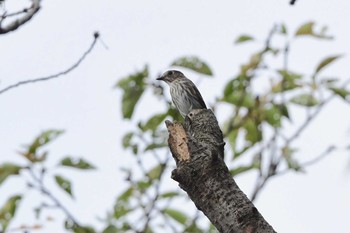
165 109 276 233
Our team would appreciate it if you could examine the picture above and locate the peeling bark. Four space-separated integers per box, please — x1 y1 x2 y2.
165 109 276 233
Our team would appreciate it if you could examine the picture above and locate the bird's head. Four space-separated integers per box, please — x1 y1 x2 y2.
157 70 184 84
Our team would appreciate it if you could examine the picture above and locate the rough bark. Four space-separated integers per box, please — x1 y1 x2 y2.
165 109 276 233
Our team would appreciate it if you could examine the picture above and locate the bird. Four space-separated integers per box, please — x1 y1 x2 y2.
157 70 207 118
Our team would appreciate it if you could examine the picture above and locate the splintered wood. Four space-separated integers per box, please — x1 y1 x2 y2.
165 121 190 161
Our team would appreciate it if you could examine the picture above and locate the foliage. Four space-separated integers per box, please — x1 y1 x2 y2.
116 66 149 119
1 21 349 233
114 21 349 232
171 56 213 76
0 195 22 232
0 130 96 232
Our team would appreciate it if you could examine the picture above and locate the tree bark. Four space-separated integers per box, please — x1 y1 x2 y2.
165 109 276 233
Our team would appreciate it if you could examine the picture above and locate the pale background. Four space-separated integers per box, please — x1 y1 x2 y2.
1 0 350 232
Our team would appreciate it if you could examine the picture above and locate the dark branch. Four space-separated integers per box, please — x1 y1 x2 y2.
0 32 100 95
166 109 276 233
0 0 41 34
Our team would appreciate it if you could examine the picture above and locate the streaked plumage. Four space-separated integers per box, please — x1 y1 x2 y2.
157 70 207 118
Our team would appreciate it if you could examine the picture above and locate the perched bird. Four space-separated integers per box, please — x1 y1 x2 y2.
157 70 207 118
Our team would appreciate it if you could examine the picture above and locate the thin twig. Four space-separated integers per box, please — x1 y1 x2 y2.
141 155 170 232
0 0 41 34
27 166 80 225
224 24 277 139
251 79 350 201
0 32 100 95
290 0 297 5
276 145 336 176
1 8 29 19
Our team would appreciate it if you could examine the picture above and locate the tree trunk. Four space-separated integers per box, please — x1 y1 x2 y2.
165 109 276 233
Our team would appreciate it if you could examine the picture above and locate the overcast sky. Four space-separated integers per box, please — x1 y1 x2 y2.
1 0 350 232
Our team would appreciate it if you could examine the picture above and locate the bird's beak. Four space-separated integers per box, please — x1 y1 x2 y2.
156 76 164 81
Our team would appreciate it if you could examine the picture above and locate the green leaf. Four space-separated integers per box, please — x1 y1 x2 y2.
0 163 22 185
329 87 350 100
280 23 287 34
221 91 255 108
230 164 256 176
141 113 168 132
121 223 132 232
167 108 182 121
102 225 118 233
163 208 188 225
137 180 152 191
185 224 205 233
122 132 134 148
160 191 179 199
147 164 163 180
234 34 254 44
233 145 251 160
290 94 319 107
55 175 73 197
65 220 96 233
278 70 303 81
295 22 314 36
272 70 302 93
227 129 239 152
171 56 213 76
278 104 290 119
0 195 22 232
117 187 134 202
222 76 255 107
223 76 249 96
282 147 302 172
116 66 148 119
243 119 262 145
314 55 342 75
144 142 167 151
59 157 95 170
209 224 219 233
295 22 333 39
240 52 262 76
113 203 132 220
21 130 64 163
264 105 282 127
113 187 135 220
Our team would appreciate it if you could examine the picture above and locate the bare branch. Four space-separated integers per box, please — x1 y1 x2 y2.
277 145 336 176
0 32 100 95
27 166 80 226
250 79 350 201
0 0 41 34
285 78 350 146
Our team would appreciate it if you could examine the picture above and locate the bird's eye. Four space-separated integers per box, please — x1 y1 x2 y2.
168 71 173 75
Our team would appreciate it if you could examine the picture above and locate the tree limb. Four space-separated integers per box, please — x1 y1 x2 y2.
0 32 100 95
165 109 276 233
0 0 41 34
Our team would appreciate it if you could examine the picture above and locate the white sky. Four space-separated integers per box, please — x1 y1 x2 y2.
1 0 350 232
